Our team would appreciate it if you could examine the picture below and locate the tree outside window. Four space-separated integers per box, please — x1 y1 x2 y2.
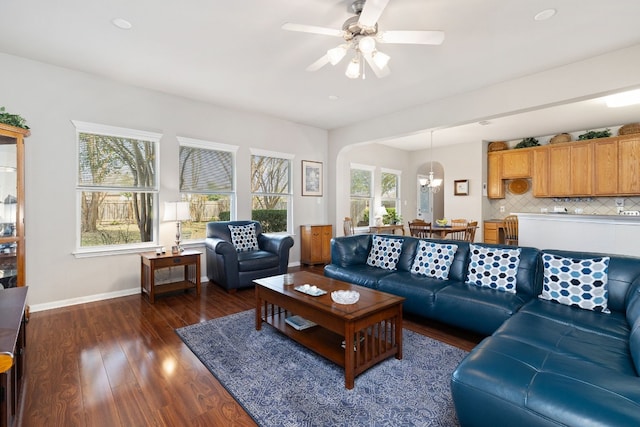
381 170 401 224
75 122 160 250
251 153 291 232
350 166 373 227
178 138 237 240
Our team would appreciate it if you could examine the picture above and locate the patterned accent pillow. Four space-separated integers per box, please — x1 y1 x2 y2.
366 235 404 271
411 241 458 279
539 253 611 313
466 244 521 293
228 223 259 252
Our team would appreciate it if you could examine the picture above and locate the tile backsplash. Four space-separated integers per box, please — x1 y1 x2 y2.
487 179 640 218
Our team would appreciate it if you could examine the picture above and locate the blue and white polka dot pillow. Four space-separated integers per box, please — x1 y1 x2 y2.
228 223 259 252
539 253 610 313
366 235 403 271
466 244 521 293
411 241 458 280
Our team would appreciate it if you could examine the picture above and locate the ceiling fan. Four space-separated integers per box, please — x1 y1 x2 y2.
282 0 444 79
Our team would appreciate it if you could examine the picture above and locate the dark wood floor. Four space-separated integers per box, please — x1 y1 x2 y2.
19 266 482 426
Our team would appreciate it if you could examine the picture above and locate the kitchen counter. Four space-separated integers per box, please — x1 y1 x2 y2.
516 213 640 256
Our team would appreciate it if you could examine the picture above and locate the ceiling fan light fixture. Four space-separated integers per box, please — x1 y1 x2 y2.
345 58 360 79
372 50 390 69
327 45 348 65
358 36 376 54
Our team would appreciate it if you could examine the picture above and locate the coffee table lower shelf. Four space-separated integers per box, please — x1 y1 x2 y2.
257 303 402 389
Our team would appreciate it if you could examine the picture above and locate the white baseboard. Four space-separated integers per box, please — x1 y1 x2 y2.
30 276 211 313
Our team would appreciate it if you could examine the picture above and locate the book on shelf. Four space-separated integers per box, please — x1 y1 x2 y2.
285 315 317 331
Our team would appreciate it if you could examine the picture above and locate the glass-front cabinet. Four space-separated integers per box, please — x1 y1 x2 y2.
0 123 28 289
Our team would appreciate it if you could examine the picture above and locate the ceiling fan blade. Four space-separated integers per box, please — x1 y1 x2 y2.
281 22 344 37
363 52 391 78
306 54 330 72
378 30 445 45
358 0 390 27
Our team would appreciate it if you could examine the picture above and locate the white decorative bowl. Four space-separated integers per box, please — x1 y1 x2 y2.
331 290 360 305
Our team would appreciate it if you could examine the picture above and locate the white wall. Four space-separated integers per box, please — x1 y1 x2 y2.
0 53 328 309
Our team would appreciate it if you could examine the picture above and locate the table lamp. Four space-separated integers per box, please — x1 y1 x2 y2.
374 206 388 227
163 201 190 252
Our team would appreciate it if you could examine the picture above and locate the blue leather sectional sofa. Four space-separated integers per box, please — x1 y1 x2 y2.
324 234 640 426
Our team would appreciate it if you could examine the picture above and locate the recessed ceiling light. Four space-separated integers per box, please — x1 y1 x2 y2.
605 89 640 108
328 95 339 101
534 9 557 21
112 18 132 30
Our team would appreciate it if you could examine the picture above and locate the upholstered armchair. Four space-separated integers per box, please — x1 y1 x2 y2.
205 220 294 292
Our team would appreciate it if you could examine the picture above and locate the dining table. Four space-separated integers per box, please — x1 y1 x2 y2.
430 225 469 239
369 224 405 235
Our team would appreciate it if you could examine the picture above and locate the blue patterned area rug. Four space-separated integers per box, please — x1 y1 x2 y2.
176 310 467 426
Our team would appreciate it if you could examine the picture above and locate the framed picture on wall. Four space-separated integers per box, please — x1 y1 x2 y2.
302 160 323 196
454 179 469 196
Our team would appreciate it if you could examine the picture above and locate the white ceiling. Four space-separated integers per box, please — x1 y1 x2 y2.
1 0 640 150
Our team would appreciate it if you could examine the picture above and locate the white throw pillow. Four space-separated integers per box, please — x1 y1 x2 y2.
539 253 611 313
228 223 259 252
366 235 403 271
466 244 521 293
411 241 458 280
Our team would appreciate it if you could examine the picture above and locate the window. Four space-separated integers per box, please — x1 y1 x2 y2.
178 137 238 240
251 149 293 233
350 164 374 228
74 121 160 253
381 169 401 223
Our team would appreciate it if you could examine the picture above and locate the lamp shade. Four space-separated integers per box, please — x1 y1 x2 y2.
163 201 191 222
375 206 388 217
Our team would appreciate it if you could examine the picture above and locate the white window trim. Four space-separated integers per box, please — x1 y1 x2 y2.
250 149 295 234
177 136 239 237
350 163 375 230
381 168 402 217
73 121 162 257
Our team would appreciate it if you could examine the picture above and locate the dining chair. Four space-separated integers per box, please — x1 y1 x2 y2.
343 217 354 236
503 215 519 245
408 219 432 238
463 221 478 242
448 218 468 240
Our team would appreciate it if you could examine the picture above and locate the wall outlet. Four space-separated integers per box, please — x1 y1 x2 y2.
617 206 624 214
615 198 625 207
499 206 505 213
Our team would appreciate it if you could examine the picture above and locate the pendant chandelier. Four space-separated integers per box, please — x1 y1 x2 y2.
419 131 442 193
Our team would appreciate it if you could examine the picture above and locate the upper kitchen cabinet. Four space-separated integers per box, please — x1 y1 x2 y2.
501 149 531 179
618 135 640 194
487 152 504 199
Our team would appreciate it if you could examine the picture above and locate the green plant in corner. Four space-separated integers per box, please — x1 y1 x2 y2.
514 137 539 149
578 129 611 140
0 107 29 129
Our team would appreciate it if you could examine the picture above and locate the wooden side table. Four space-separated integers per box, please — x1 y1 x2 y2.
140 250 201 303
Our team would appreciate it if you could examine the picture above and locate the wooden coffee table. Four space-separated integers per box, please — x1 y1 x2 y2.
254 271 405 389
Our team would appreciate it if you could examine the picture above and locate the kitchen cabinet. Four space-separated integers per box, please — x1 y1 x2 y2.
532 148 549 197
487 152 504 199
483 220 505 244
487 134 640 198
547 141 592 196
618 135 640 194
501 150 531 179
548 145 571 196
570 142 593 195
300 224 332 265
593 139 618 195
